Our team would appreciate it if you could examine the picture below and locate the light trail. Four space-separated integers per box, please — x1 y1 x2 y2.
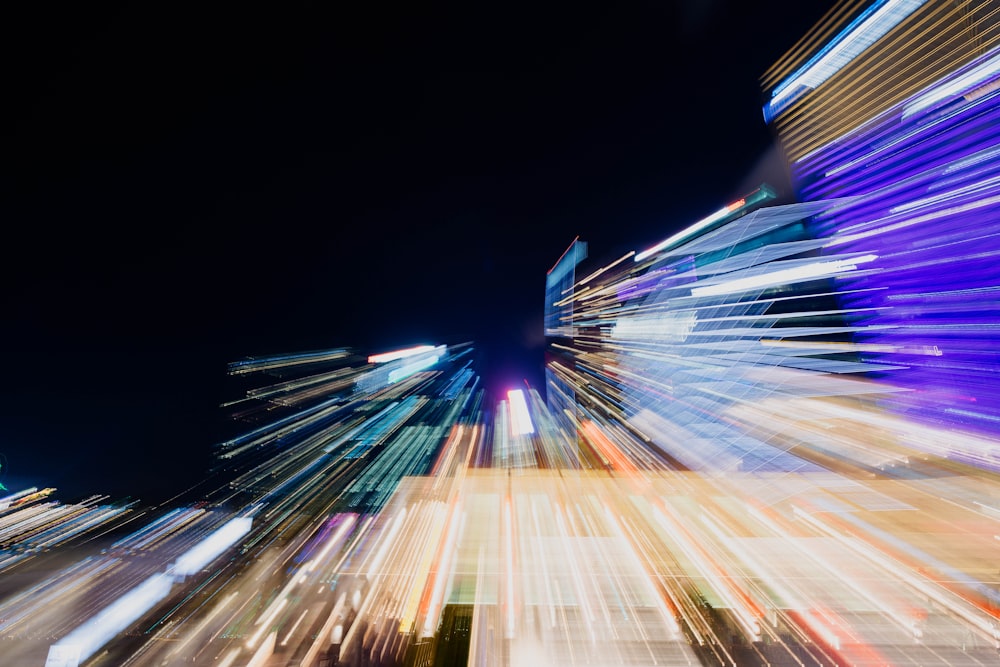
10 7 1000 663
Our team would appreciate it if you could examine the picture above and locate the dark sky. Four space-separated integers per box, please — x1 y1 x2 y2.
1 1 833 503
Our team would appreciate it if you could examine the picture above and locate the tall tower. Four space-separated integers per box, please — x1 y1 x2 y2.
763 0 1000 440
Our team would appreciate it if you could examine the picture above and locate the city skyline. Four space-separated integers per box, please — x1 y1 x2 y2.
1 1 833 502
14 2 1000 666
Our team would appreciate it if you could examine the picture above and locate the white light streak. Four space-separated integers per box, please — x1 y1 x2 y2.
635 200 744 262
765 0 927 120
172 516 253 577
368 345 437 364
903 47 1000 119
690 254 878 297
48 573 174 666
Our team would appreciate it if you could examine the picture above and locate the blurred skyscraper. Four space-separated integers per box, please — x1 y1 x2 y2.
761 0 1000 441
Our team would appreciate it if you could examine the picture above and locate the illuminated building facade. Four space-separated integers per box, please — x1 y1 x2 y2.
762 0 1000 440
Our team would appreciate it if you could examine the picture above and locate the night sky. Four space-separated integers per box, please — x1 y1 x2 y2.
2 1 833 504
